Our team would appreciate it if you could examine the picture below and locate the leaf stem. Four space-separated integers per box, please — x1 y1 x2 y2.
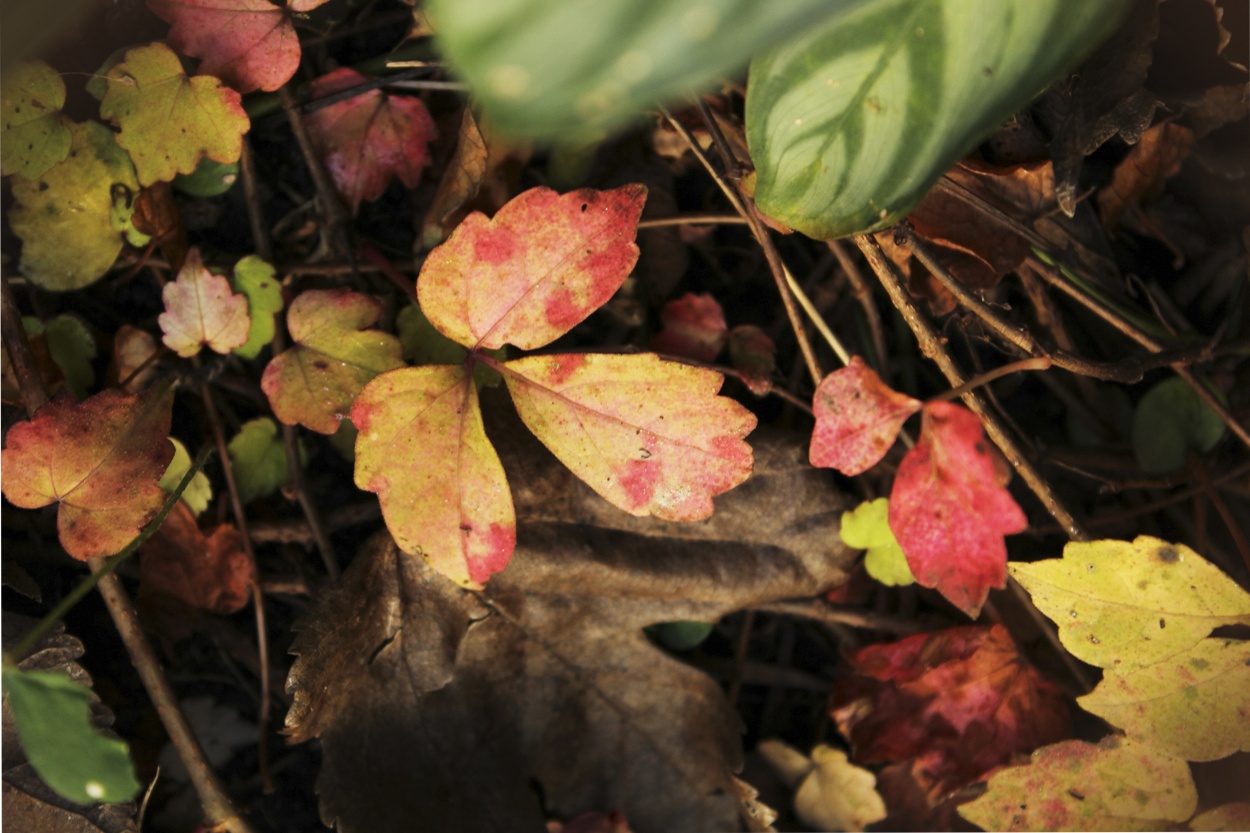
931 356 1053 402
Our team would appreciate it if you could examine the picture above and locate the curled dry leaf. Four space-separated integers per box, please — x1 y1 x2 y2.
286 429 855 833
1097 121 1195 231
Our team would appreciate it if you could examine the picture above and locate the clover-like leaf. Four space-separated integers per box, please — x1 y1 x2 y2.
99 42 249 186
810 356 921 475
159 247 251 357
1 59 72 179
305 67 436 215
418 184 647 350
840 498 914 587
889 401 1027 617
352 366 515 587
148 0 329 94
262 289 404 435
0 387 174 560
231 254 283 359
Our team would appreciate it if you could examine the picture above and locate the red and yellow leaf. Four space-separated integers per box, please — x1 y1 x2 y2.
503 353 756 521
0 387 174 560
148 0 329 94
889 402 1027 617
99 42 249 186
810 357 921 475
418 185 646 351
139 502 253 614
261 289 403 435
305 68 436 215
352 365 514 587
159 247 251 357
649 292 727 363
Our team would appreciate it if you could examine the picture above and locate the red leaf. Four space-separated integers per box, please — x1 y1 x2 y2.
139 502 254 614
888 402 1027 617
830 625 1071 799
809 357 921 475
418 185 646 351
148 0 328 94
726 325 776 396
649 293 727 363
305 68 436 215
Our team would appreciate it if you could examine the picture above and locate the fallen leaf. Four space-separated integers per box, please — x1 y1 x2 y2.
726 325 775 396
230 255 283 360
262 289 403 435
0 388 174 560
305 67 436 215
1 60 72 180
148 0 329 94
1 329 63 405
1098 122 1195 231
958 737 1196 831
139 502 253 614
504 353 756 521
757 740 886 832
648 293 727 363
839 498 914 587
729 775 779 833
1190 802 1250 831
1131 376 1226 474
420 107 500 248
99 42 249 186
830 624 1071 800
1077 637 1250 762
1009 536 1250 672
159 247 251 358
809 356 921 476
109 325 159 392
130 181 188 273
286 430 855 833
889 401 1027 617
417 185 646 351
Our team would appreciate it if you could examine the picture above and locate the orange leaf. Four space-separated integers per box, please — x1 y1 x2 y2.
503 353 756 521
810 357 921 476
1 387 174 559
139 502 253 614
351 365 514 587
418 185 646 351
158 247 250 357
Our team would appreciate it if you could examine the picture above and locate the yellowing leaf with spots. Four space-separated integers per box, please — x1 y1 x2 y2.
262 289 403 435
1 60 72 180
1009 536 1250 672
99 42 249 186
159 247 251 357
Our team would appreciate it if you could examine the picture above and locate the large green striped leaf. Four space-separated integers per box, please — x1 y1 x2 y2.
746 0 1133 239
428 0 869 141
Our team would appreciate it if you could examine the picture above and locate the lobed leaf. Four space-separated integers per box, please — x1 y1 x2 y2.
159 247 251 357
809 356 920 475
231 255 283 359
839 498 913 587
262 289 404 435
227 417 290 504
504 353 756 521
889 401 1026 617
1 60 72 180
138 501 254 614
0 387 174 560
1009 536 1250 672
418 185 646 351
158 437 213 515
99 42 250 186
352 366 515 587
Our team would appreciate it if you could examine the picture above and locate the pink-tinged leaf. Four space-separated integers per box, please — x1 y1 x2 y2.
418 185 647 351
159 247 251 358
352 365 515 587
727 325 776 396
147 0 329 94
810 356 921 475
888 402 1027 617
261 289 403 435
503 353 756 521
304 68 436 215
0 388 174 560
649 292 727 363
139 501 254 614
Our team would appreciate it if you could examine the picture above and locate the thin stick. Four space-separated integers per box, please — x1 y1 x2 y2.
1 275 48 413
827 240 888 370
279 86 356 268
637 214 749 229
782 265 852 365
933 356 1053 402
755 601 932 634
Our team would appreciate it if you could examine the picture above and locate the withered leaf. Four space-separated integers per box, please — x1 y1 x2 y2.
286 426 854 833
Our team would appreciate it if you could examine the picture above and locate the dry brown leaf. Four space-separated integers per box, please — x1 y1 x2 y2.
1097 122 1195 232
138 502 254 615
285 425 855 833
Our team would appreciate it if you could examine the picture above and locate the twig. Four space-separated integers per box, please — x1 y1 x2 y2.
636 214 749 229
279 85 356 269
827 240 889 370
1188 457 1250 574
1 274 48 413
249 503 382 543
755 601 933 634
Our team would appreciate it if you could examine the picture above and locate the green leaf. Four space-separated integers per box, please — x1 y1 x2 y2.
227 417 291 504
1 665 140 805
649 621 715 651
839 498 914 586
396 303 504 386
158 437 213 516
1 59 72 180
746 0 1133 239
1131 377 1226 473
23 314 96 401
8 121 140 291
428 0 855 141
231 256 284 360
173 156 240 197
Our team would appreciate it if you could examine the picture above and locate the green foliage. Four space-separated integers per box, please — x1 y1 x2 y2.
23 314 96 400
1 665 141 805
1131 377 1226 473
649 620 715 651
746 0 1133 238
231 255 284 360
228 417 293 504
173 156 240 197
1 60 72 179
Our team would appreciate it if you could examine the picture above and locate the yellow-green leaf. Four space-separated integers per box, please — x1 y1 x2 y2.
8 121 140 291
1077 638 1250 762
1009 536 1250 672
839 497 914 586
1 59 72 179
231 255 284 360
958 738 1196 831
227 417 290 504
158 437 212 516
99 42 249 186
